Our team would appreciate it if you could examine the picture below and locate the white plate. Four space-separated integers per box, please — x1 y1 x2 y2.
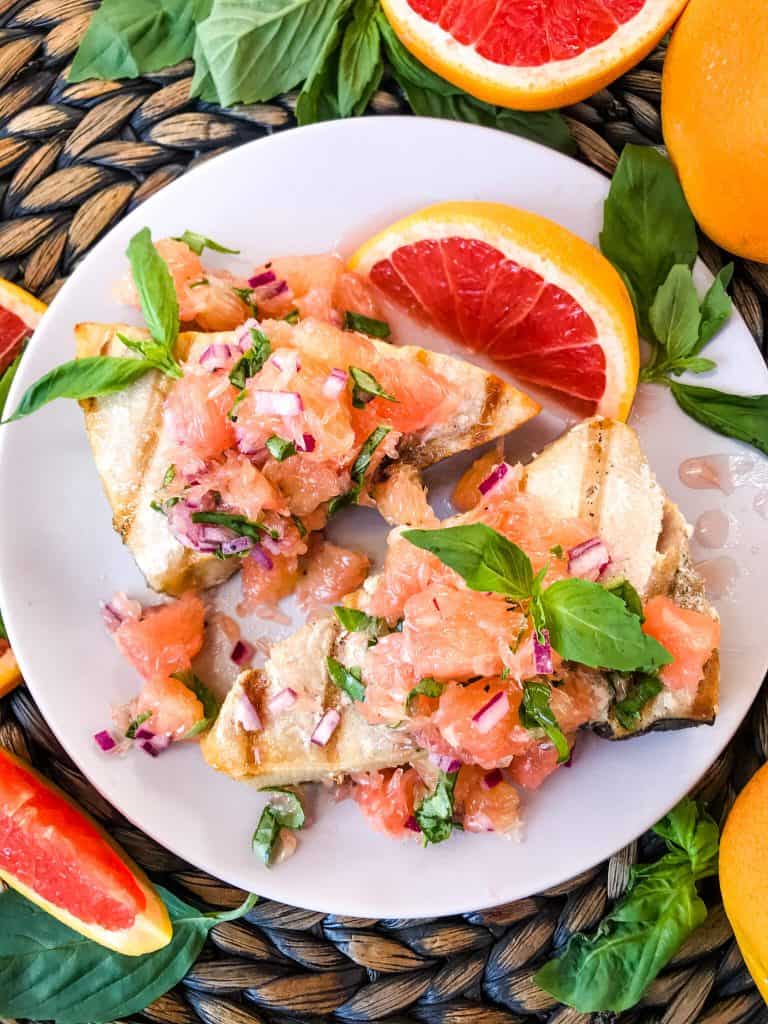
1 118 767 918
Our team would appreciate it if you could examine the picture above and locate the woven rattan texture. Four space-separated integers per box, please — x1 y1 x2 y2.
0 2 767 1021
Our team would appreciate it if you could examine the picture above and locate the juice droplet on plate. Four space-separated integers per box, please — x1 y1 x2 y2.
694 556 740 600
678 454 759 495
694 509 731 549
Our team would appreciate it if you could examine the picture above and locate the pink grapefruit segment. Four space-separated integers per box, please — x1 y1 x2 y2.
0 750 171 954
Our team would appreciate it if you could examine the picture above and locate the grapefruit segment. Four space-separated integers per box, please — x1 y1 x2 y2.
0 750 171 954
351 202 638 419
381 0 688 109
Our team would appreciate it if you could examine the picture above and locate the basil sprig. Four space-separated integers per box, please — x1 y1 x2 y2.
519 682 569 762
0 885 257 1023
173 230 239 256
414 769 458 845
252 789 305 865
402 525 671 673
601 144 767 456
326 656 365 701
535 798 719 1012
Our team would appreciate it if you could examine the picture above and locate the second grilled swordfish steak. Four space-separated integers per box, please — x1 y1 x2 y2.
202 418 720 788
75 318 538 597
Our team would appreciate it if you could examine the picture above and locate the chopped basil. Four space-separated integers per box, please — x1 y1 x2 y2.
327 490 355 517
327 656 365 701
415 770 458 845
173 230 239 256
266 434 296 461
291 513 307 538
614 673 663 730
170 670 221 738
125 710 152 739
500 666 510 680
343 311 392 338
550 544 564 558
252 788 305 866
352 425 391 480
150 500 164 514
189 278 209 289
407 677 444 711
163 464 176 488
349 365 396 408
519 681 570 763
227 389 247 421
333 606 387 642
232 285 257 316
229 328 271 390
191 510 276 540
284 308 300 324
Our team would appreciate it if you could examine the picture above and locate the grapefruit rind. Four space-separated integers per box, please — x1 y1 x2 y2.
0 646 21 697
381 0 688 110
0 277 46 331
0 752 172 956
350 201 638 420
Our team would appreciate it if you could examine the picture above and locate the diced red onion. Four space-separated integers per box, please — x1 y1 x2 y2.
260 280 288 300
231 639 255 667
222 535 254 556
311 708 340 747
270 350 300 374
567 537 611 581
235 318 260 351
250 545 274 570
94 729 116 752
199 343 232 370
234 692 262 732
268 687 298 715
472 690 510 734
432 597 440 612
478 462 509 495
248 270 276 288
322 367 347 398
405 816 421 832
533 629 553 675
134 727 155 741
429 751 462 773
482 768 503 790
298 433 315 453
168 502 234 553
140 733 170 757
251 390 303 416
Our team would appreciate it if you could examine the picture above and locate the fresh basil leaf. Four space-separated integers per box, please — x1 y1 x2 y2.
377 15 573 155
604 578 644 620
171 669 221 737
194 0 351 105
333 606 388 640
535 798 718 1012
349 365 396 407
541 578 672 671
519 681 570 762
402 523 534 601
327 656 365 701
407 676 445 710
600 146 698 336
295 0 353 125
0 351 22 416
694 263 734 352
327 490 355 517
338 0 382 117
414 769 457 844
344 310 391 338
173 230 239 256
259 787 305 829
252 790 305 865
125 227 180 361
669 381 768 456
649 264 701 361
191 510 273 540
2 357 153 424
229 329 271 390
0 886 256 1023
291 513 307 537
614 673 662 730
116 332 181 379
124 709 153 739
352 424 391 481
69 0 212 83
667 356 718 376
162 464 176 488
266 434 296 461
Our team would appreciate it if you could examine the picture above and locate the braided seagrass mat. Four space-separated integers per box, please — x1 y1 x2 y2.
1 2 767 1021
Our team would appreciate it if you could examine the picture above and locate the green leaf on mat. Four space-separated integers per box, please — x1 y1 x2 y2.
338 0 383 117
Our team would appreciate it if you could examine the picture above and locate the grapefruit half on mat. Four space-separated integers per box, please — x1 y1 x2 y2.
381 0 689 110
0 749 172 954
350 202 638 420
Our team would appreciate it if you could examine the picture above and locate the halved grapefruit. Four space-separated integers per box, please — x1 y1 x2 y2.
0 749 172 954
350 202 638 419
381 0 689 110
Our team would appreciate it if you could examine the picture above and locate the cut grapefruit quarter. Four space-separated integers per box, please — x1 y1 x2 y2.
0 749 172 955
349 202 639 420
381 0 689 110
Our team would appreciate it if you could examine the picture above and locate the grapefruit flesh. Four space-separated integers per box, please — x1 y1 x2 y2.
0 750 171 954
642 595 720 693
0 306 30 375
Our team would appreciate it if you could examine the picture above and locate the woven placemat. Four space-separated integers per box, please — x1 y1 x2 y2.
1 3 767 1021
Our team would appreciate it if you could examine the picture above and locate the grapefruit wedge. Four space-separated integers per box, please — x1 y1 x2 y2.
350 202 638 419
0 277 44 376
0 749 172 954
381 0 689 110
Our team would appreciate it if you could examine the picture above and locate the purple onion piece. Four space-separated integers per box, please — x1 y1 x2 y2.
533 629 554 675
94 730 116 752
248 270 276 288
250 545 274 570
222 535 254 556
478 462 509 496
231 639 256 667
134 727 155 741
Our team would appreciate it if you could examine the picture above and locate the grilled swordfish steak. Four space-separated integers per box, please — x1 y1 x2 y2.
202 418 720 788
75 320 538 597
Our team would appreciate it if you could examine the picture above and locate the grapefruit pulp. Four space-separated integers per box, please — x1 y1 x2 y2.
0 749 171 954
350 202 638 419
